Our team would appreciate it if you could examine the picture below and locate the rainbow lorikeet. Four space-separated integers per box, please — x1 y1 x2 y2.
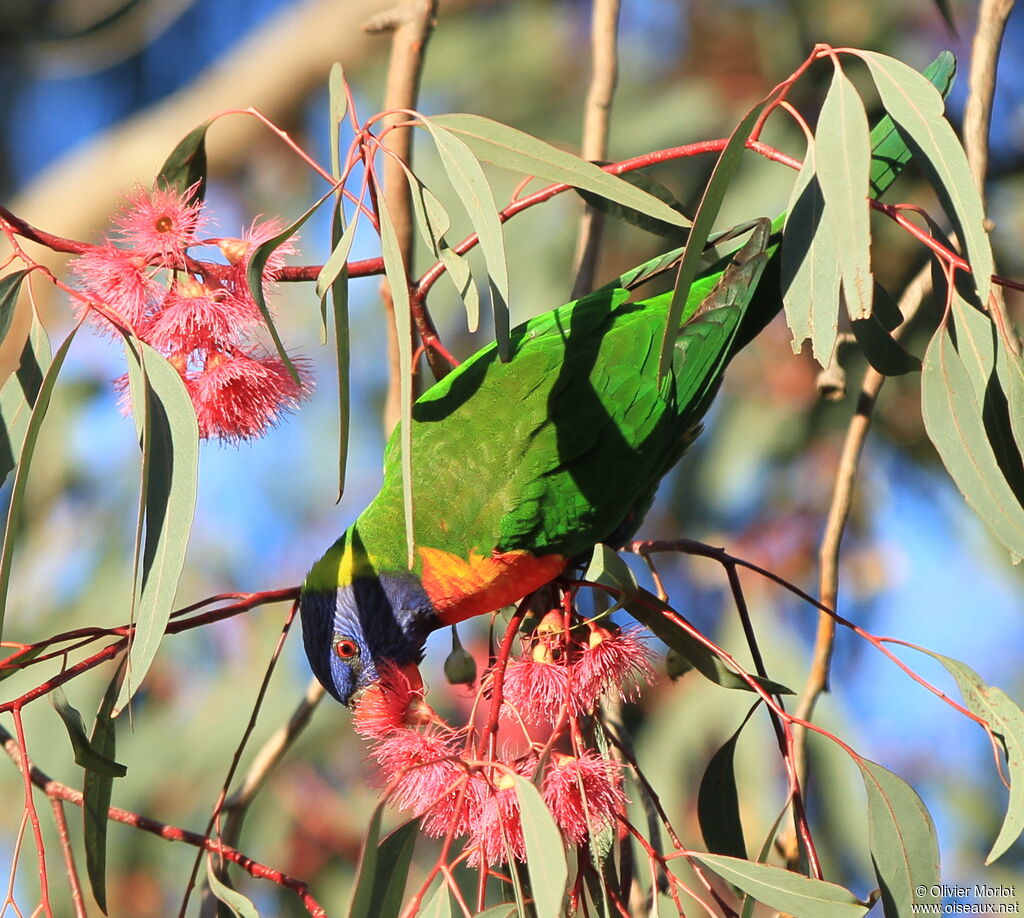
300 54 955 707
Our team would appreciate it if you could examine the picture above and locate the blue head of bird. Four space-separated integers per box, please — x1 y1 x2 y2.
299 568 438 707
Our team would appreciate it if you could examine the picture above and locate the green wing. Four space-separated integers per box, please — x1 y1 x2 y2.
354 52 957 574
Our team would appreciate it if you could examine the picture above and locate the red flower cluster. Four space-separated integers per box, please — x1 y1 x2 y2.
352 612 642 867
496 612 655 725
71 184 311 441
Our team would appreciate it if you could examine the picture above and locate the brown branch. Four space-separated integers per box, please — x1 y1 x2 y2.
372 0 441 433
0 722 327 917
964 0 1017 192
49 798 87 918
964 0 1020 355
570 0 621 298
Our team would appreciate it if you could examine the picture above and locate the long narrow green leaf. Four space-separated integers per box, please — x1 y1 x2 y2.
950 297 1024 501
316 210 361 301
404 166 480 332
206 857 261 918
658 99 766 378
115 342 198 714
850 312 921 376
0 318 50 485
857 758 940 917
781 140 840 363
157 120 212 203
913 651 1024 863
693 854 867 918
868 52 957 198
246 187 334 383
624 587 792 696
329 206 352 503
0 325 78 644
816 62 873 319
921 326 1024 559
328 62 348 180
0 270 29 350
430 113 690 228
858 51 993 309
348 806 420 918
84 664 125 914
377 193 416 567
426 123 511 358
420 880 453 918
50 687 126 777
996 345 1024 472
698 719 751 860
510 774 568 918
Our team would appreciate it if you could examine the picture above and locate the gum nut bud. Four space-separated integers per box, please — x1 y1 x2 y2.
444 645 477 685
405 696 437 726
217 237 249 265
175 274 206 298
536 610 565 637
530 641 556 664
587 621 615 649
665 648 693 680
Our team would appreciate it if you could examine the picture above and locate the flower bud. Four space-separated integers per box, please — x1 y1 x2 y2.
443 627 477 686
216 237 250 265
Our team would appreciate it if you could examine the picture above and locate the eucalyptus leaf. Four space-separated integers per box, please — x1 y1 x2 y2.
0 270 28 351
0 318 50 486
50 687 126 777
913 651 1024 863
115 341 198 714
425 123 511 358
816 62 873 319
430 113 689 228
698 719 750 859
693 854 867 918
576 168 688 238
781 141 839 364
157 120 212 202
84 664 125 914
205 858 261 918
858 50 993 309
510 774 569 918
921 326 1024 558
246 188 334 383
0 325 78 645
658 99 767 378
858 758 940 917
623 588 792 695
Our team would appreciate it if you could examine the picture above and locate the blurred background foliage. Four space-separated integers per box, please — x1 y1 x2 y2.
1 0 1023 914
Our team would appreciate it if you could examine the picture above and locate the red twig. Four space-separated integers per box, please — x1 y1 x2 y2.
11 708 52 918
0 588 299 714
0 722 326 917
180 600 300 916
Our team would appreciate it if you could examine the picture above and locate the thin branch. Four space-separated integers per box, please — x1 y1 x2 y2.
373 0 441 433
184 601 299 917
49 799 86 918
570 0 621 298
0 722 326 917
964 0 1016 193
964 0 1020 355
222 678 325 831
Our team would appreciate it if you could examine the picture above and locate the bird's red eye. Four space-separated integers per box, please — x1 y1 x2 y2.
335 638 359 659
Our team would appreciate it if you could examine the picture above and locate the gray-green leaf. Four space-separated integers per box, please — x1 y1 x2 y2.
692 854 867 918
858 758 940 917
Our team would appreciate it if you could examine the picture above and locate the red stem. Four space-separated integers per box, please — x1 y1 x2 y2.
1 720 326 916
